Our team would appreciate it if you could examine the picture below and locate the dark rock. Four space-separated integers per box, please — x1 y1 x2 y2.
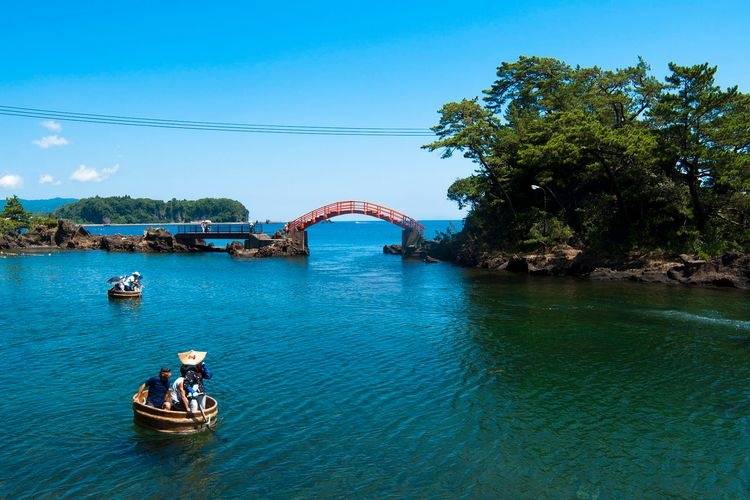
101 235 140 252
711 277 737 287
569 252 597 276
505 256 528 273
100 228 193 253
679 254 706 265
54 219 91 247
226 241 245 256
0 234 17 249
228 235 309 258
667 266 688 283
383 244 402 255
481 252 509 270
255 238 309 258
143 227 172 241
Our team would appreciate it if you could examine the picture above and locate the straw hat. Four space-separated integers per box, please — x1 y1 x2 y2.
178 350 207 366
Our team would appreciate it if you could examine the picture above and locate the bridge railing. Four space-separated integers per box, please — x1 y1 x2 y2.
287 200 424 232
177 223 259 235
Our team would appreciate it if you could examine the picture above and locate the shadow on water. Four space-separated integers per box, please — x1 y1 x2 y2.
128 425 224 496
107 298 142 311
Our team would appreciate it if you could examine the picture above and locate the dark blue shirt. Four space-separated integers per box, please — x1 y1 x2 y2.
144 376 170 407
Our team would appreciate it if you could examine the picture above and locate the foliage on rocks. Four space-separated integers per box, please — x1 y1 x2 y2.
0 195 59 237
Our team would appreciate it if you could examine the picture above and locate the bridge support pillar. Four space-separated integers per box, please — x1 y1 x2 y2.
288 230 308 252
401 228 424 259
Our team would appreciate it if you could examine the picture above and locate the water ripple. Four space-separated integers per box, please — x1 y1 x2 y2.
2 230 750 497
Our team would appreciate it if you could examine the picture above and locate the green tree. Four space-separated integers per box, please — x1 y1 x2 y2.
649 63 750 253
651 63 736 231
1 195 31 234
425 56 749 255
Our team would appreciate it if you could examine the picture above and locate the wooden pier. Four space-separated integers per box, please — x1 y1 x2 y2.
175 223 260 242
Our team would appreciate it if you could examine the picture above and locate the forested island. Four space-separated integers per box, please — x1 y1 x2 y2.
424 57 749 276
54 196 249 224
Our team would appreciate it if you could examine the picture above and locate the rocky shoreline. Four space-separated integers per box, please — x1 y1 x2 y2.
0 220 306 258
383 239 749 289
3 220 747 289
461 246 750 290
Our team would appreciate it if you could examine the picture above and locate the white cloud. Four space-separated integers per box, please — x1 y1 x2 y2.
70 164 119 183
0 173 23 188
33 134 70 149
39 174 61 185
41 120 62 132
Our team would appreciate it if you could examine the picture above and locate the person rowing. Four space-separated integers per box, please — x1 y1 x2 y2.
169 350 213 414
123 271 142 291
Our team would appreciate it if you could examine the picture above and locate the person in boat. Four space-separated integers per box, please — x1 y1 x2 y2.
114 276 126 291
123 271 142 291
133 366 172 408
169 351 212 413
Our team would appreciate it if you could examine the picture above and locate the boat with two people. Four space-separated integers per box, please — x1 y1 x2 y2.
132 350 219 434
107 271 143 299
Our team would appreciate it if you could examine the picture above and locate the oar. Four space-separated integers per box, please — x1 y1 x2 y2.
189 393 217 435
197 403 211 426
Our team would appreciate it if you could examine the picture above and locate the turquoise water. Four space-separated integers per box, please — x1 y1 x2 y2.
2 221 749 498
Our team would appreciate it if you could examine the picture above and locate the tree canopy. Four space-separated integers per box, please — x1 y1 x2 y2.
54 196 249 224
425 56 749 256
0 195 30 234
1 195 57 236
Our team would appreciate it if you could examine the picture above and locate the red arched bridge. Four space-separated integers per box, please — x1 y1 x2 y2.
286 200 425 233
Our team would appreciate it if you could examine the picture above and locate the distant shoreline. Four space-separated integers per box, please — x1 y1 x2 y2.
83 222 280 227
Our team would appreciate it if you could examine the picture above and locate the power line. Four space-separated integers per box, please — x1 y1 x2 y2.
0 105 435 137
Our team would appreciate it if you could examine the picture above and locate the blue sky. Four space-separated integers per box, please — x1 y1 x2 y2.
1 0 747 221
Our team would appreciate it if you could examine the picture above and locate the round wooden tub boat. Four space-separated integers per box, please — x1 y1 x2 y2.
109 288 142 299
132 392 218 433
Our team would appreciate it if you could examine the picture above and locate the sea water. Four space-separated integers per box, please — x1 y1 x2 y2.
1 221 749 498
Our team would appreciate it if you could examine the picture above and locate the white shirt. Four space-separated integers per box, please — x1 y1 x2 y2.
170 377 185 404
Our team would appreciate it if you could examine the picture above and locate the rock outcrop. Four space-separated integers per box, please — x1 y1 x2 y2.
227 236 309 258
100 227 196 253
383 244 402 255
465 246 750 289
1 223 198 253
